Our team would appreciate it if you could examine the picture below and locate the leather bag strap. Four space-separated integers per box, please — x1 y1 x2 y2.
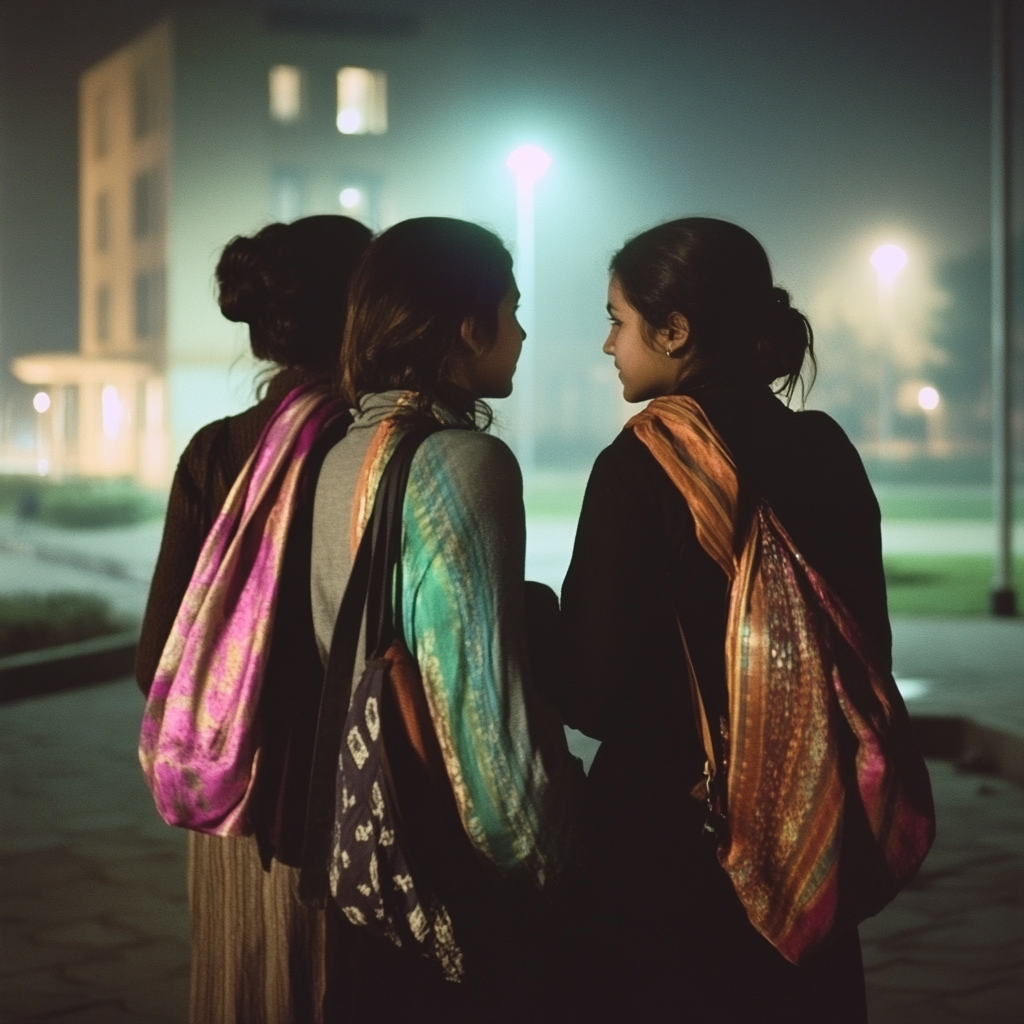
299 421 440 905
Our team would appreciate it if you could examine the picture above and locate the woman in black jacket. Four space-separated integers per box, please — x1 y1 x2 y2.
559 219 888 1023
137 214 371 1024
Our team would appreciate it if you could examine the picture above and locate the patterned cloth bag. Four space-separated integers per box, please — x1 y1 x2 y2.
300 424 466 982
628 396 936 965
139 385 347 835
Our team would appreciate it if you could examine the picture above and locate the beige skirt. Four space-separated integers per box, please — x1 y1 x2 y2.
187 832 327 1024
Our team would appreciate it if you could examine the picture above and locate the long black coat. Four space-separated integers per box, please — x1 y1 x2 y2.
558 382 889 1024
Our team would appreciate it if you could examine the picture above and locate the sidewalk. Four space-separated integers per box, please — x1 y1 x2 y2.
1 679 1020 1024
0 515 1021 1022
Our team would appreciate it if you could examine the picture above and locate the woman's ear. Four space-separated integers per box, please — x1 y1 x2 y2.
657 312 690 357
460 316 488 357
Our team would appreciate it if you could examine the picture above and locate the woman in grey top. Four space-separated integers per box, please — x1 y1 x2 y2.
310 218 583 1022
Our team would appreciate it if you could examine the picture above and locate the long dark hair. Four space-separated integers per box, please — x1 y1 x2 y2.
339 217 513 426
216 215 372 375
611 217 815 401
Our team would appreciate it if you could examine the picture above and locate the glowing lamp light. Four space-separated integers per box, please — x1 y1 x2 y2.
32 391 51 413
506 144 552 184
918 386 940 411
336 108 363 134
871 244 908 284
339 187 362 210
101 384 123 440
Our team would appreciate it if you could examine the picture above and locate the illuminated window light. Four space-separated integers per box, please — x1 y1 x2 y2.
917 386 940 411
102 385 123 440
33 391 51 414
269 65 303 122
336 68 387 135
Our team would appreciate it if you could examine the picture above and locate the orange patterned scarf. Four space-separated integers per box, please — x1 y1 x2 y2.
628 395 935 964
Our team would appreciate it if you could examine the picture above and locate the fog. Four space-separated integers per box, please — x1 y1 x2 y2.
1 0 1022 481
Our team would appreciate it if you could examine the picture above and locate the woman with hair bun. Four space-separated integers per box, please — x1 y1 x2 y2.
559 218 899 1022
137 215 371 1023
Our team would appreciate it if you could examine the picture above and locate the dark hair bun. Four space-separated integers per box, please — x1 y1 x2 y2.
757 286 813 386
215 216 372 373
216 232 280 326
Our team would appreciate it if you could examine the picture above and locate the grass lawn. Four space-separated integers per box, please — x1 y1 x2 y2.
884 555 1024 616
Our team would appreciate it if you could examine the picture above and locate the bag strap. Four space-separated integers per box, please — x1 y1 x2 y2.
673 610 728 834
299 421 441 905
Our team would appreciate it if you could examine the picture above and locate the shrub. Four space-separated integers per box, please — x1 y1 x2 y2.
0 592 134 658
0 476 166 529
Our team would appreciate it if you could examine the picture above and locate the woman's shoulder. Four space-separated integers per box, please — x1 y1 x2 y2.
787 407 868 472
423 428 520 477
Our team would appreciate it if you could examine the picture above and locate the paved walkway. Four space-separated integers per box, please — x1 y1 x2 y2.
1 515 1022 1022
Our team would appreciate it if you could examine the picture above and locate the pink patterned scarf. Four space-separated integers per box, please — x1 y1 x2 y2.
139 384 347 835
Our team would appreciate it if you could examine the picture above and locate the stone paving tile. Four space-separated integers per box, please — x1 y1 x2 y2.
860 760 1024 1024
1 681 189 1024
3 681 1023 1023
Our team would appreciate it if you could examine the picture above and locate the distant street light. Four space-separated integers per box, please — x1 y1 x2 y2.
506 144 552 474
871 244 908 450
870 244 908 286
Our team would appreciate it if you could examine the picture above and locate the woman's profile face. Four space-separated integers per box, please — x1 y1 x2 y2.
457 279 524 399
604 276 690 403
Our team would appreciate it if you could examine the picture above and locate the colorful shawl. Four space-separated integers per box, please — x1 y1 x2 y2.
347 410 581 887
139 384 347 835
628 395 935 964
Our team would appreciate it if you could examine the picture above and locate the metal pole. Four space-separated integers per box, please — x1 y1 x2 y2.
515 175 536 475
991 0 1016 616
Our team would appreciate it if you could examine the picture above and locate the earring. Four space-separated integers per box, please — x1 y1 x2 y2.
665 347 673 357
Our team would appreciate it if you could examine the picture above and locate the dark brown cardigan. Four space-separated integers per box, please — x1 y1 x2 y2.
137 368 349 866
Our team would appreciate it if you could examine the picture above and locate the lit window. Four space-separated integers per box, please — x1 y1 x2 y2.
97 285 112 342
336 176 379 227
336 68 387 135
101 385 123 440
96 192 110 252
269 65 303 122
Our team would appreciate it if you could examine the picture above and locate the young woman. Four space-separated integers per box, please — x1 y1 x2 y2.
137 214 372 1024
559 219 889 1023
309 217 583 1022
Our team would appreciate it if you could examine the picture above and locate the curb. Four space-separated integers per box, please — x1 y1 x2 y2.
0 631 139 704
912 714 1024 788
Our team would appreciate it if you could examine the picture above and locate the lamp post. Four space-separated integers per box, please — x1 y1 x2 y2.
32 391 51 476
990 0 1015 616
870 243 908 454
506 144 551 475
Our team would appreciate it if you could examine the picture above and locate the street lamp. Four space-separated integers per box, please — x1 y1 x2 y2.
506 144 552 474
32 391 50 475
871 244 907 451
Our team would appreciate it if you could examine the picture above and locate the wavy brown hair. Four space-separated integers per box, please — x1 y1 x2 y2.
339 217 513 425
